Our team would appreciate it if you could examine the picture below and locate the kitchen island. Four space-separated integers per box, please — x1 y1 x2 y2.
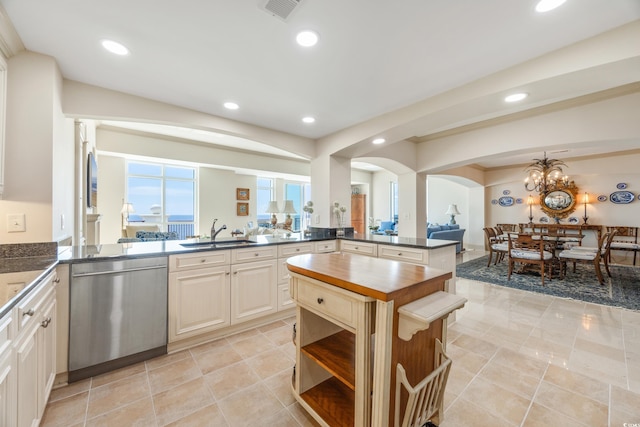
287 252 465 426
0 233 459 426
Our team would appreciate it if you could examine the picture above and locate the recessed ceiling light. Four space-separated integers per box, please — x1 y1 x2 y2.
504 93 528 103
296 30 319 47
372 138 386 145
101 40 129 56
302 116 315 124
535 0 567 13
224 102 239 110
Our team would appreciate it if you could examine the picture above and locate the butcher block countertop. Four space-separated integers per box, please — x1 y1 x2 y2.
286 252 452 302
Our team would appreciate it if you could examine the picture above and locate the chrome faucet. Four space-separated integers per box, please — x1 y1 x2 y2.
210 219 227 241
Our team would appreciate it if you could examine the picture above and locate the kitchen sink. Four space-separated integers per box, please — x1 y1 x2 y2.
180 240 254 249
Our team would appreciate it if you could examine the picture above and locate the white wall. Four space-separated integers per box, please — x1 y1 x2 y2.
0 51 74 243
371 170 397 223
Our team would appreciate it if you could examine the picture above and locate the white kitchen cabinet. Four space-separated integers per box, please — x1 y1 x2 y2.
14 270 56 427
0 314 13 427
231 259 278 324
168 265 230 343
277 242 313 311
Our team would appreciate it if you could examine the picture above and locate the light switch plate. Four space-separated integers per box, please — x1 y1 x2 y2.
7 213 26 232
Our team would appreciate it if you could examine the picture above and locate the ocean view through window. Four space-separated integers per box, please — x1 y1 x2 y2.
126 161 196 239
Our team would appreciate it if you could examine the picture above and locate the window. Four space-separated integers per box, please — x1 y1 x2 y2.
285 182 311 230
126 161 196 239
256 177 274 228
390 181 398 222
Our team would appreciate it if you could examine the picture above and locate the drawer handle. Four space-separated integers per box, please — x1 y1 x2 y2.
226 272 230 275
53 277 60 283
296 248 300 252
23 309 35 317
255 253 259 257
355 246 359 250
201 259 206 263
41 317 52 328
317 298 324 304
398 252 403 256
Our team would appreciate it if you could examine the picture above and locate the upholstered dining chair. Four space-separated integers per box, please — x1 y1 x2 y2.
606 226 639 265
558 230 618 284
507 233 554 285
483 227 508 267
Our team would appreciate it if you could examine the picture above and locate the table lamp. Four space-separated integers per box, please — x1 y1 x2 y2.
582 192 589 224
282 200 297 230
445 204 461 225
266 201 280 228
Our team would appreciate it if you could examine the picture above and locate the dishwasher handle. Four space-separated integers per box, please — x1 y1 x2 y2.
72 265 167 278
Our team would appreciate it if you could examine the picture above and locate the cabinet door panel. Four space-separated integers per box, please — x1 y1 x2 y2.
16 324 38 427
231 260 277 324
38 297 56 415
169 266 230 342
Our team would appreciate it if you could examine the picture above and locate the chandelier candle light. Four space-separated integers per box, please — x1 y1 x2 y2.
524 152 576 194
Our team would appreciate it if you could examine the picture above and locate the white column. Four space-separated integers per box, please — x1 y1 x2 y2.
397 172 427 238
310 154 351 228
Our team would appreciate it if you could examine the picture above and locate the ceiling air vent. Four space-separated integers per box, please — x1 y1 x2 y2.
261 0 304 21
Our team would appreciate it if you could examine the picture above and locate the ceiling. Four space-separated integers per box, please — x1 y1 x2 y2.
1 0 639 171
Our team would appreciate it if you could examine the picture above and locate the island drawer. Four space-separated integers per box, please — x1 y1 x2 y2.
296 279 356 328
169 250 230 271
378 244 427 264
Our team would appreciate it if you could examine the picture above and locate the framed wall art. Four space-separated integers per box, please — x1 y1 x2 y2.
236 188 250 200
237 202 249 216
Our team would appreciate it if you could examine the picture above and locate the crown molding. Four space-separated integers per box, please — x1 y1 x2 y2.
0 5 25 59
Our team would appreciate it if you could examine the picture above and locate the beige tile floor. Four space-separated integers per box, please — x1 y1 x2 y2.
42 251 640 426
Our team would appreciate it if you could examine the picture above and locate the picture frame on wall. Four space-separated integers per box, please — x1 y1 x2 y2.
236 188 250 200
237 202 249 216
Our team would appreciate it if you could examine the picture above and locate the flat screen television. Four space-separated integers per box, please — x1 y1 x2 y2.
87 152 98 208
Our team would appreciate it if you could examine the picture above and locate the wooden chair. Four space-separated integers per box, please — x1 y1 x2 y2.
395 339 451 427
548 225 584 250
507 233 554 285
558 230 617 285
606 226 639 265
483 227 508 266
496 223 517 232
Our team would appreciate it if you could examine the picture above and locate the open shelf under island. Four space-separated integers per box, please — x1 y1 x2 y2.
286 252 466 427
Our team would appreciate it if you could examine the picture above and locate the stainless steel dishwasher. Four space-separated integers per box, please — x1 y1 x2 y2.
69 256 168 382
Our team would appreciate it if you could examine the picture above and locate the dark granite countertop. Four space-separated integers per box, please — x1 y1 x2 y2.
1 233 457 318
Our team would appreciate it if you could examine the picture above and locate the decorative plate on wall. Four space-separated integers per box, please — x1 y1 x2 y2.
498 196 514 207
568 217 579 224
610 191 635 204
491 199 498 205
616 183 627 190
597 195 607 202
515 198 523 204
539 217 549 223
503 190 511 195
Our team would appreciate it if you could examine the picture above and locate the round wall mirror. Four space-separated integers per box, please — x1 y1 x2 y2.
539 188 578 219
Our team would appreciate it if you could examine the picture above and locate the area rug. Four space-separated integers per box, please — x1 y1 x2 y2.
457 256 640 311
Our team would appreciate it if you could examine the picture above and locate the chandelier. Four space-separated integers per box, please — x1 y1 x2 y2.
524 152 576 194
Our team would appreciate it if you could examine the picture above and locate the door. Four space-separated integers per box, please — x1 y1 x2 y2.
351 194 366 235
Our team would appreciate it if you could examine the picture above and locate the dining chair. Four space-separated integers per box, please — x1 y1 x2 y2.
559 230 618 283
606 226 639 265
507 233 554 285
483 227 508 266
